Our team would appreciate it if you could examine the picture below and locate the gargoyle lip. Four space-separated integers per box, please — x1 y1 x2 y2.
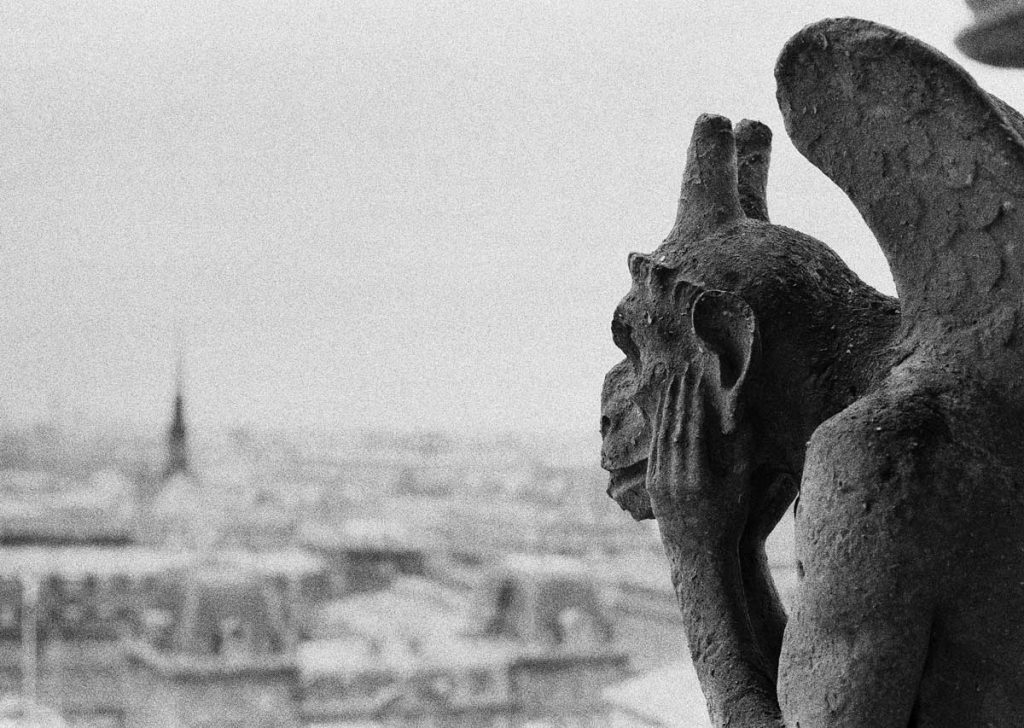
607 459 654 521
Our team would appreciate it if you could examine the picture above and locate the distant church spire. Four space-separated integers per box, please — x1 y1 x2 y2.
164 351 190 477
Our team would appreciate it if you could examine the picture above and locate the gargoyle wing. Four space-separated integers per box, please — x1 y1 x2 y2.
776 18 1024 337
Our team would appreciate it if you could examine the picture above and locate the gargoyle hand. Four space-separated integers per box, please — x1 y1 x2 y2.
646 367 754 551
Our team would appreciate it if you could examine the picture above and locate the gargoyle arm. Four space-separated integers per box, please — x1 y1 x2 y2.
660 537 785 728
651 370 785 727
740 537 788 682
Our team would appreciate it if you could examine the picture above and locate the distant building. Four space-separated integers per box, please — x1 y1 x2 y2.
427 493 653 565
299 520 430 595
301 555 629 726
136 364 211 550
162 358 190 482
124 562 301 728
0 470 135 548
0 548 191 726
0 547 327 727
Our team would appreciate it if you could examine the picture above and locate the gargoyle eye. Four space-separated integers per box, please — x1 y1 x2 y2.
673 280 695 306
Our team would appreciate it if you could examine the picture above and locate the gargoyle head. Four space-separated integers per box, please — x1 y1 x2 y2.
601 114 897 530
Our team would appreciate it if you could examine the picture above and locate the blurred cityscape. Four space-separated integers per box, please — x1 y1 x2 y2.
0 380 796 728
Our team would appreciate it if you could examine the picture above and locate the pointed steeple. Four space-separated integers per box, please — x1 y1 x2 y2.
164 351 190 478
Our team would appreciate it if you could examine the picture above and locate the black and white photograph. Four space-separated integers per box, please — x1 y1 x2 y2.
1 1 1023 726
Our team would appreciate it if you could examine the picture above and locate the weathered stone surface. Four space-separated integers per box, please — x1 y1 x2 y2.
601 17 1024 728
601 359 652 520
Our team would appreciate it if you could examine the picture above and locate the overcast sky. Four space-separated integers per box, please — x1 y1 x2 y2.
1 1 1020 437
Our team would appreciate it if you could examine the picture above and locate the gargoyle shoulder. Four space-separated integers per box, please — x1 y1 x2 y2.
805 379 957 505
798 378 965 582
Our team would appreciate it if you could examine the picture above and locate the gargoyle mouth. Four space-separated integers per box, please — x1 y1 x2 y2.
607 459 654 521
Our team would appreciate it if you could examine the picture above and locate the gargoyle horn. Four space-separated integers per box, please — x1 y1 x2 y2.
776 18 1024 340
669 114 745 243
735 119 772 223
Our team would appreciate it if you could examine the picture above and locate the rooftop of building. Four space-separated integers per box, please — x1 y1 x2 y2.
0 468 136 547
312 577 470 644
0 547 189 579
0 546 325 581
298 634 519 678
498 552 591 578
298 518 431 553
124 639 298 679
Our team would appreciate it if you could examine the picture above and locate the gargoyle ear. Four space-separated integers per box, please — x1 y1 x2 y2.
691 290 757 434
776 18 1024 330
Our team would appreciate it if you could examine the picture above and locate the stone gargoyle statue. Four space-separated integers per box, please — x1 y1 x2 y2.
601 17 1024 727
